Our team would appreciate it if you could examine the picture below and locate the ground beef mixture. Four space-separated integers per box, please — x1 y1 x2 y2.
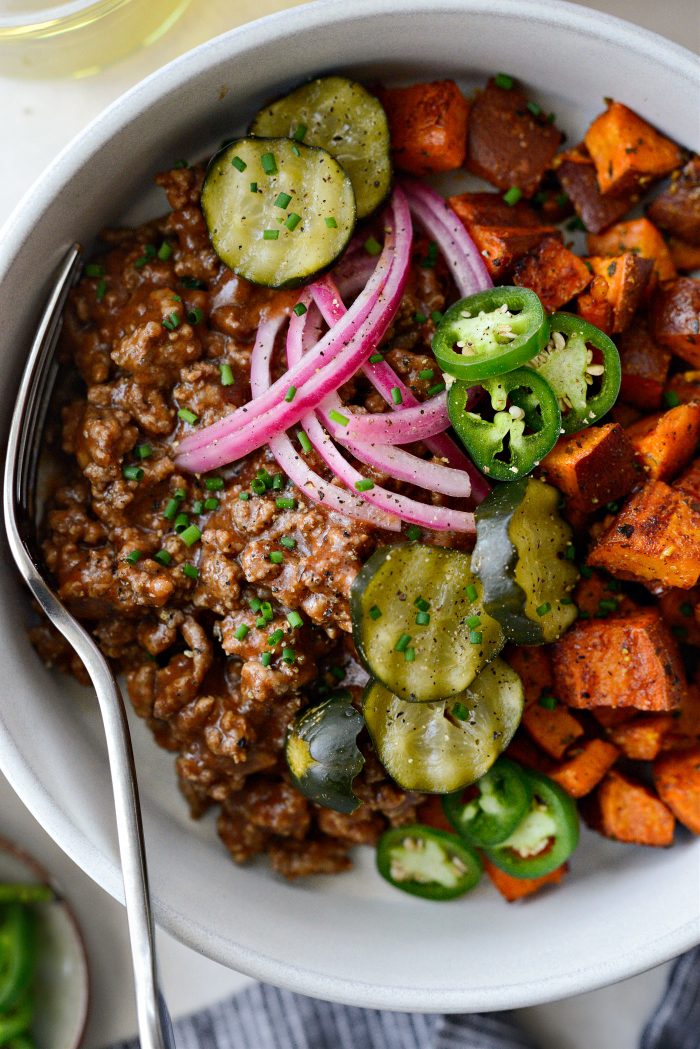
33 163 464 878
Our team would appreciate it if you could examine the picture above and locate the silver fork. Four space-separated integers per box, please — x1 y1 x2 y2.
3 244 175 1049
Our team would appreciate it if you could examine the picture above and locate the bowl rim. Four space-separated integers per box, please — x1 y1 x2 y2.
1 0 699 1013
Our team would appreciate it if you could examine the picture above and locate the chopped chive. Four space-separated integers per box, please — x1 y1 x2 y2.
179 525 201 547
163 498 180 521
430 310 443 325
234 624 250 641
325 216 338 228
418 369 434 380
547 112 557 124
173 159 188 169
284 386 297 403
251 478 266 495
239 492 250 501
174 512 190 532
162 312 181 331
282 646 296 664
276 497 296 509
192 500 204 514
263 229 280 241
395 633 411 652
414 311 427 324
566 216 587 232
329 409 349 426
135 443 152 460
205 477 224 491
96 278 107 302
369 353 384 363
154 549 172 566
526 100 542 117
248 597 262 612
261 652 272 667
292 123 307 142
555 192 569 207
204 498 220 511
274 191 292 209
285 212 302 230
249 181 258 193
565 544 576 561
421 242 438 269
539 695 558 710
503 186 523 206
287 611 303 629
268 629 284 646
391 387 403 405
561 597 575 606
272 473 284 490
369 605 382 620
125 550 142 564
181 563 199 580
187 307 204 326
466 584 478 602
293 302 307 316
405 525 422 541
231 156 247 171
414 597 430 613
494 72 514 89
536 602 552 616
269 551 284 564
329 665 345 681
427 382 446 396
145 244 157 258
404 647 416 662
174 488 186 500
415 610 431 625
680 602 693 618
466 614 481 628
177 408 198 425
291 144 301 157
580 564 593 579
452 701 470 720
261 601 273 621
664 390 681 408
123 465 144 482
469 630 483 645
297 430 312 454
280 536 296 550
157 241 173 261
534 190 548 206
84 263 105 277
364 236 382 256
261 152 277 174
256 617 266 629
355 478 375 492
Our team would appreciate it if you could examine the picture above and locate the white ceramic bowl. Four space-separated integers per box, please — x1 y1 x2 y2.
1 0 699 1014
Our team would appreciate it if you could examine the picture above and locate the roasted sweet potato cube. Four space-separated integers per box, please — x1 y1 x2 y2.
648 157 700 245
448 191 541 229
653 746 700 834
590 707 636 729
573 572 637 619
652 278 700 367
675 458 700 509
584 101 682 197
588 218 676 283
576 278 614 334
617 317 672 411
555 146 637 235
549 739 619 798
504 733 552 772
665 372 700 407
608 714 675 760
468 226 557 279
667 238 700 273
522 701 584 760
380 80 470 175
626 403 700 481
552 609 685 711
658 586 700 646
466 79 563 197
538 424 639 518
416 795 457 834
513 236 592 312
663 684 700 750
610 402 643 429
583 254 654 334
587 481 700 589
482 856 568 902
585 770 675 846
505 645 553 707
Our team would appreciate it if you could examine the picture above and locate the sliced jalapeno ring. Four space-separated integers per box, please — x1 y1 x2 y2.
528 312 621 434
433 287 548 383
442 757 532 848
448 367 562 482
376 824 483 900
484 769 580 878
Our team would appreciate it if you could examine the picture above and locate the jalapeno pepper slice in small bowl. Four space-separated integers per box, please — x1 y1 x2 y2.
442 757 532 848
433 287 549 383
527 312 621 434
484 769 580 879
0 903 34 1013
376 824 483 900
447 367 562 482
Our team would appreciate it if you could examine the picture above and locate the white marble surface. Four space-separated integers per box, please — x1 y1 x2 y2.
0 0 696 1045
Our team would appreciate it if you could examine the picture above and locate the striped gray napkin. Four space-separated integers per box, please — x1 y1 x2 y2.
108 946 699 1049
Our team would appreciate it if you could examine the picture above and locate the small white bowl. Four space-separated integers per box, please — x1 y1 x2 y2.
0 0 698 1015
0 837 89 1049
